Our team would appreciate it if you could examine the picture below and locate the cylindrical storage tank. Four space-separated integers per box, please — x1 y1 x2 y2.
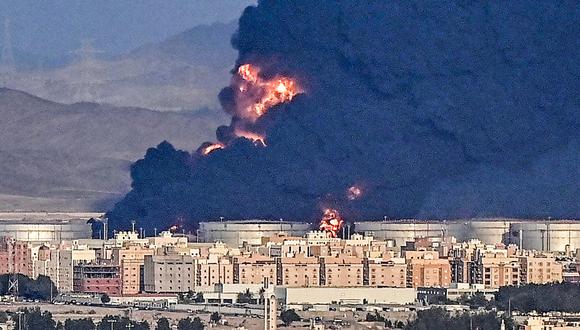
354 220 447 247
0 212 99 242
509 221 580 252
0 219 93 242
447 219 515 244
199 220 312 246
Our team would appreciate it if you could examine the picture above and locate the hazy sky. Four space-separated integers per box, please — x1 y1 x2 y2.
0 0 255 60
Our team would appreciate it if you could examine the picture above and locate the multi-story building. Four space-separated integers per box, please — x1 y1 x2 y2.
322 255 364 287
278 254 320 287
405 250 451 288
473 249 520 289
234 254 276 285
195 256 234 287
367 258 407 287
32 242 96 292
143 255 195 293
0 237 31 276
519 254 563 284
73 263 121 295
112 243 154 295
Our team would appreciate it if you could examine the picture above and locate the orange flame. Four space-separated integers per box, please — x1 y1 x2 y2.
347 185 362 200
201 143 224 155
236 64 302 121
319 208 344 238
234 129 267 146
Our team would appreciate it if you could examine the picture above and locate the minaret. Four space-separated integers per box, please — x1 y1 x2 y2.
0 18 16 75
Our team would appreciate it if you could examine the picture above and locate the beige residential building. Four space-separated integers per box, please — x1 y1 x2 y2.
323 255 364 287
519 254 563 284
32 243 95 292
280 254 320 287
143 255 195 293
112 243 154 295
475 250 520 289
405 250 451 288
196 256 234 287
234 254 276 285
368 258 407 287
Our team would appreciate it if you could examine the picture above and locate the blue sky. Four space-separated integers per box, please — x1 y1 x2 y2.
0 0 255 60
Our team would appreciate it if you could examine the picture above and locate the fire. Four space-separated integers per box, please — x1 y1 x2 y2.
319 208 344 238
238 64 258 83
347 185 362 200
236 64 302 120
201 143 224 155
234 129 267 146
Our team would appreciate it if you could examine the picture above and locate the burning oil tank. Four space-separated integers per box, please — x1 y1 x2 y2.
509 220 580 252
198 220 312 246
0 212 98 242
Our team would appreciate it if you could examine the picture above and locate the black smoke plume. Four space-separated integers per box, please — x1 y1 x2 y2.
108 1 580 232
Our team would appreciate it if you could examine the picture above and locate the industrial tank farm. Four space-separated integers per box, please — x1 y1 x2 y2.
199 220 312 246
353 220 447 248
509 221 580 252
355 218 580 252
0 212 98 242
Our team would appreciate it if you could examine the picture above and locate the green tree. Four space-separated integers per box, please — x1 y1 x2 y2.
12 308 57 330
97 316 149 330
496 282 580 313
64 318 95 330
404 308 501 330
280 309 301 326
237 289 254 304
101 293 111 304
177 317 204 330
156 317 171 330
0 274 58 301
193 292 204 303
366 311 385 322
209 312 221 324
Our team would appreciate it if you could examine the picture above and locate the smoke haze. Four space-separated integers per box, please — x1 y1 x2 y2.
109 0 580 232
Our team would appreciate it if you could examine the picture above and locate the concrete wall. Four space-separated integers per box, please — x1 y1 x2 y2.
278 287 416 305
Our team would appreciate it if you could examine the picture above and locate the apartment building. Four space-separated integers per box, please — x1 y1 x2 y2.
143 255 195 293
367 257 407 287
519 254 563 284
279 254 320 287
234 254 276 285
0 237 31 276
322 255 364 287
196 256 234 287
405 250 451 288
473 250 520 289
112 243 154 295
73 263 121 295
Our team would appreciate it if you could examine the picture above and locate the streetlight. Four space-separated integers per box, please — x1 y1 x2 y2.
126 323 134 329
107 319 117 330
15 311 23 330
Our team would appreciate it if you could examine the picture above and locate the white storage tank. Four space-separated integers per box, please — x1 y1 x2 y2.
198 220 312 246
509 221 580 252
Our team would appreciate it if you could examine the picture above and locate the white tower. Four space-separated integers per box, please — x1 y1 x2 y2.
263 279 277 330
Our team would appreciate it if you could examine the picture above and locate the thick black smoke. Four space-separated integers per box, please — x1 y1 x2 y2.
108 1 580 232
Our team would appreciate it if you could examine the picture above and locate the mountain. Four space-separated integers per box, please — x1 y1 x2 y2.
0 88 224 211
0 21 238 111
